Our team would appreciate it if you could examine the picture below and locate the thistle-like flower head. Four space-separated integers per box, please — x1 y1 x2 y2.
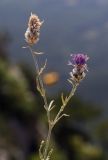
70 53 89 66
69 53 89 83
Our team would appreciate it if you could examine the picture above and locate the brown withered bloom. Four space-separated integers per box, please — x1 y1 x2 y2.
25 13 43 45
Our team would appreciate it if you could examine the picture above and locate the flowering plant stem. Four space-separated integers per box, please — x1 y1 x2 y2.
43 84 78 160
24 13 89 160
28 46 78 160
44 124 52 159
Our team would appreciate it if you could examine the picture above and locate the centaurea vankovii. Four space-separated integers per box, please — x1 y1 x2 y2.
24 13 90 160
69 53 89 83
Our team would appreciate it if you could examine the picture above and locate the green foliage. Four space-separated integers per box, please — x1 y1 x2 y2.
71 135 103 160
95 120 108 142
68 97 101 121
0 59 36 114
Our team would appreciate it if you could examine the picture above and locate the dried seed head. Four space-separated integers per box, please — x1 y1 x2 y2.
25 28 39 45
25 13 43 45
28 13 42 33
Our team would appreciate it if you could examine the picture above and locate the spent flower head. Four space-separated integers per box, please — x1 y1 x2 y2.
25 13 43 45
69 53 89 83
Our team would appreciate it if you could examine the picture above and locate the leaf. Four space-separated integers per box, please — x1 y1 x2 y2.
44 105 47 110
48 100 54 110
49 105 56 111
62 114 70 117
33 51 44 55
36 78 44 96
48 100 56 111
68 79 73 85
22 45 29 48
61 93 65 105
39 140 45 160
56 114 70 123
61 93 68 105
39 59 47 75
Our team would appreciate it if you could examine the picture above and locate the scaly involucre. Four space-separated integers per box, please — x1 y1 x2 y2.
69 53 89 83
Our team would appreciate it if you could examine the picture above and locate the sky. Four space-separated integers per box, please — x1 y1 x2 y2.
0 0 108 115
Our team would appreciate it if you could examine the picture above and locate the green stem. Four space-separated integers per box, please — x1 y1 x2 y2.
28 46 79 160
54 84 78 125
43 124 52 160
28 46 48 108
28 46 52 159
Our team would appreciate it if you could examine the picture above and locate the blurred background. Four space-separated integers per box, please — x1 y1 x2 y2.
0 0 108 159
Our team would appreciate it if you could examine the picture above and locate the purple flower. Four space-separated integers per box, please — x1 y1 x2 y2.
69 53 89 83
70 53 89 66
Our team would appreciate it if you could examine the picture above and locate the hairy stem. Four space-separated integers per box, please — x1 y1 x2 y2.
29 46 48 108
54 84 78 125
29 46 52 159
28 46 78 160
43 84 78 159
43 124 52 160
